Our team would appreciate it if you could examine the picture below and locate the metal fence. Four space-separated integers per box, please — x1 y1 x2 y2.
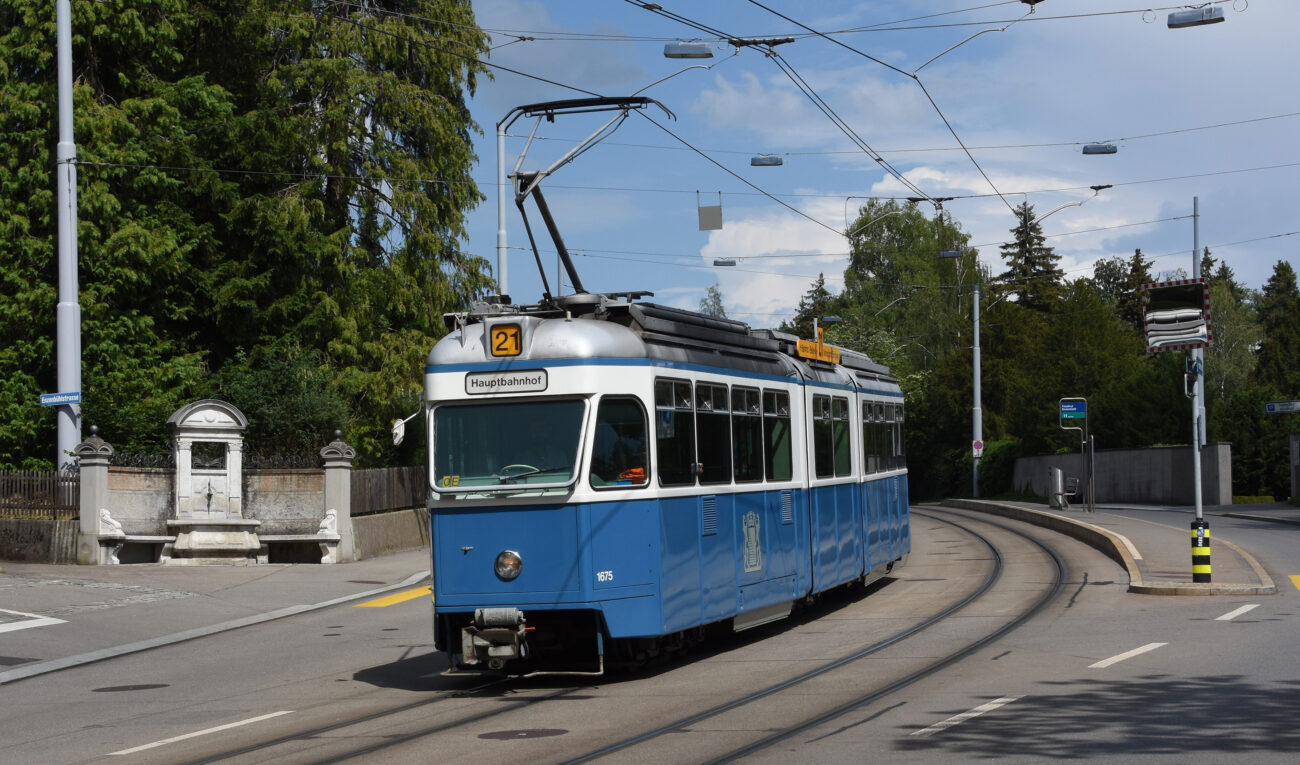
351 466 426 517
0 470 80 520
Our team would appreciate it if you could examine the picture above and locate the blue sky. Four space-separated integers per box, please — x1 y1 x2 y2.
462 1 1299 326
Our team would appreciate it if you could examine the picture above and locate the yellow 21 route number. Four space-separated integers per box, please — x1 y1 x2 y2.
490 324 522 357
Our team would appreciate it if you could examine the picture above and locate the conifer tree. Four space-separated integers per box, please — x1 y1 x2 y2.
1253 261 1300 394
997 202 1064 312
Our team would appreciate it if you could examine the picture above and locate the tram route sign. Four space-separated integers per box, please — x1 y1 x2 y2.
1265 400 1300 414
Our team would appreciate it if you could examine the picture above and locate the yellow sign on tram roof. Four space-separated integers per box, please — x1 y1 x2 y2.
796 337 840 364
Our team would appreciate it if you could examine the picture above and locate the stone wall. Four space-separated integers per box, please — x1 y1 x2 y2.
352 507 430 559
243 469 325 535
1012 442 1233 505
106 468 173 535
0 519 78 564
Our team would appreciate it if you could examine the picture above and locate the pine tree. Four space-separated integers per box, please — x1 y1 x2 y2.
997 202 1064 312
783 274 835 339
1252 261 1300 394
1117 248 1154 330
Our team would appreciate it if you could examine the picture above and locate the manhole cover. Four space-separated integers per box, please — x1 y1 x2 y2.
478 729 568 740
92 684 170 692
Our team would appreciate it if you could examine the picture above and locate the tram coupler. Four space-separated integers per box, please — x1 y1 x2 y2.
461 607 528 670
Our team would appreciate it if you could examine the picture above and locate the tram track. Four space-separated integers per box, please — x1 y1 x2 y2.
565 506 1066 764
138 507 1063 764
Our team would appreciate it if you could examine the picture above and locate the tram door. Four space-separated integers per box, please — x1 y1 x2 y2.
807 392 859 591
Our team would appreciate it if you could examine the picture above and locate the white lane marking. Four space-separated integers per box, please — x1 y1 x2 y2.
1215 604 1260 621
910 696 1022 737
1089 642 1167 669
0 608 67 634
108 711 294 756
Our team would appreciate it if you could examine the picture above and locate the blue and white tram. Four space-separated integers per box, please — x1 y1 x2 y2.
424 296 909 673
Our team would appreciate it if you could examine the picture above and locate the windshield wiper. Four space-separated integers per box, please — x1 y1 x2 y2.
498 466 569 483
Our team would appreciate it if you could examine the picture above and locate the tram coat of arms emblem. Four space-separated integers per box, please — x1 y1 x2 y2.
743 510 762 573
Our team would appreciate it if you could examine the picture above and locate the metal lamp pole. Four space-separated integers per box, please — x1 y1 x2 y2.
972 282 983 498
55 0 81 471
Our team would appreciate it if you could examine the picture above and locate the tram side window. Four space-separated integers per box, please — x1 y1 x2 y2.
862 401 877 474
885 404 898 470
696 383 732 485
812 395 834 478
832 396 852 477
655 379 696 486
763 390 792 481
732 387 763 483
894 404 907 469
590 396 649 488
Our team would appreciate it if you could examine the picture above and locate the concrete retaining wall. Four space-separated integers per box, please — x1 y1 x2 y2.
352 507 430 560
1013 443 1232 505
0 519 78 564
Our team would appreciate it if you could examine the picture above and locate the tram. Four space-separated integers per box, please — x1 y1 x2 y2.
424 296 909 673
421 97 908 674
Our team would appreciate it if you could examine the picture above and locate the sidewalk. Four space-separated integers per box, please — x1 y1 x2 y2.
0 548 431 686
942 499 1280 596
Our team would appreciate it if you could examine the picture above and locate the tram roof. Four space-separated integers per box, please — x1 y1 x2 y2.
440 293 896 386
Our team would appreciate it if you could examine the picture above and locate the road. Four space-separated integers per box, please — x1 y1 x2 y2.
1 506 1297 763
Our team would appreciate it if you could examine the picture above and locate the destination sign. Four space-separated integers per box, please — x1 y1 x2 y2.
465 369 547 395
796 338 840 364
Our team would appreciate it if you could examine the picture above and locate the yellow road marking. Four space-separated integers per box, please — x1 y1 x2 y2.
1290 575 1300 593
355 585 432 608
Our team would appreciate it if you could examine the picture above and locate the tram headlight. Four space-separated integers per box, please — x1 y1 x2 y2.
495 550 523 581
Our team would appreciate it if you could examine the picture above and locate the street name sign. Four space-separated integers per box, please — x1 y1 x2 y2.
40 392 81 406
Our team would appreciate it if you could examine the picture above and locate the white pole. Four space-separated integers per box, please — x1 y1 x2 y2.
56 0 81 471
496 120 507 296
972 283 982 498
1192 197 1206 447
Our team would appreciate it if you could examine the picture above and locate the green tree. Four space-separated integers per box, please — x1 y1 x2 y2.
0 0 490 467
698 283 727 319
1252 261 1300 395
783 273 835 339
1117 248 1154 331
996 202 1064 312
1204 280 1258 406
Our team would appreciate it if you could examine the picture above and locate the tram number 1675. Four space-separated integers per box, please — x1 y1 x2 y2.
596 570 614 583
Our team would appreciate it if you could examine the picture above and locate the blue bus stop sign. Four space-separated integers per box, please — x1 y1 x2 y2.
1060 400 1087 420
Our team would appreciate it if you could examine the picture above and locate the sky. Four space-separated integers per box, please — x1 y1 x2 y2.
461 0 1299 327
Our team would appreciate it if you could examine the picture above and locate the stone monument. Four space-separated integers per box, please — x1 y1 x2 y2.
163 399 261 563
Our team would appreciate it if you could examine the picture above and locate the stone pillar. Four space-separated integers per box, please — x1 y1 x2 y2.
321 431 356 563
75 427 116 565
227 440 243 516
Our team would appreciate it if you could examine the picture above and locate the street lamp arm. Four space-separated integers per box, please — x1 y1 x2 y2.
633 49 739 96
846 208 907 239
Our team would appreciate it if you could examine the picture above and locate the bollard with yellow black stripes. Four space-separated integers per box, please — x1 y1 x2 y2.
1191 520 1211 583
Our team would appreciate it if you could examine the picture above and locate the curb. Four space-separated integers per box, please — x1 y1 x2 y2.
0 570 430 687
939 499 1276 597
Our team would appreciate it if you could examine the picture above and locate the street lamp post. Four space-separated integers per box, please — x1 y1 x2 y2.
939 249 981 496
55 0 81 471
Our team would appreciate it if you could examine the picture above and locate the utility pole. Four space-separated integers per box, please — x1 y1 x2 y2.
972 282 983 498
55 0 81 471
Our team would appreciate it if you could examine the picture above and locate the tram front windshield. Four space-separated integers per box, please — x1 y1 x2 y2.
433 400 584 490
